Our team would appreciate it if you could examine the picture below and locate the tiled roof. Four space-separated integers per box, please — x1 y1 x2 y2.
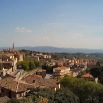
22 75 58 88
22 75 42 84
0 53 14 57
82 73 94 78
0 77 33 92
53 66 70 71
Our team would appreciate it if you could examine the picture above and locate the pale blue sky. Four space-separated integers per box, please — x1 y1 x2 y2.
0 0 103 49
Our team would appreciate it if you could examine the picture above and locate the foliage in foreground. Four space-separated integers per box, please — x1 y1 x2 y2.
60 76 103 103
7 88 79 103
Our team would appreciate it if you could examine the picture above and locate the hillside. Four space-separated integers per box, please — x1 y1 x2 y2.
15 46 103 53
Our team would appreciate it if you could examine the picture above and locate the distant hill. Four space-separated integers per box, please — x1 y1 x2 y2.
0 46 103 53
15 46 103 53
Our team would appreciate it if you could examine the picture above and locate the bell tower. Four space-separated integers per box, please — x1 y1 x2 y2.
13 43 14 50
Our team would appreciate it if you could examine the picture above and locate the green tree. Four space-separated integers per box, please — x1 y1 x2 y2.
34 60 40 67
60 76 103 103
42 65 53 74
29 61 36 70
90 67 102 78
31 88 79 103
53 88 79 103
17 61 29 71
89 66 103 84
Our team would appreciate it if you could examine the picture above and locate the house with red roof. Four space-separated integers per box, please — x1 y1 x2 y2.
81 73 94 81
0 77 33 99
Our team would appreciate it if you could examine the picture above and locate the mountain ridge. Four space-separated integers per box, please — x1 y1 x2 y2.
16 46 103 53
0 46 103 53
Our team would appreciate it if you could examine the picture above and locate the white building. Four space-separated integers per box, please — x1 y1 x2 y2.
53 66 70 77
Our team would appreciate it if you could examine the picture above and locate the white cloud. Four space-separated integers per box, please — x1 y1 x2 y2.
16 27 32 33
13 23 103 49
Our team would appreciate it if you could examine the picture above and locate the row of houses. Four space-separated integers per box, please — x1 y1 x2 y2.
0 65 95 100
0 49 23 77
0 74 59 99
44 57 97 68
0 46 98 102
29 52 51 62
0 47 60 100
53 66 87 77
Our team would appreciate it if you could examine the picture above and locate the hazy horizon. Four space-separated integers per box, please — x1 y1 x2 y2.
1 45 103 50
0 0 103 49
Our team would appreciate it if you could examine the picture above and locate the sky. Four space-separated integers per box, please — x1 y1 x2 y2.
0 0 103 49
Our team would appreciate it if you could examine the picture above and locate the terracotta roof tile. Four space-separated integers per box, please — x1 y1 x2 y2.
82 73 94 78
0 77 33 92
53 66 70 71
23 75 58 88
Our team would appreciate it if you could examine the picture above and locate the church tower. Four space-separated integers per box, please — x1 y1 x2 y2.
13 43 15 50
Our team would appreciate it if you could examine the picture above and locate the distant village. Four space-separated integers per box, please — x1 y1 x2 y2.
0 43 102 103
